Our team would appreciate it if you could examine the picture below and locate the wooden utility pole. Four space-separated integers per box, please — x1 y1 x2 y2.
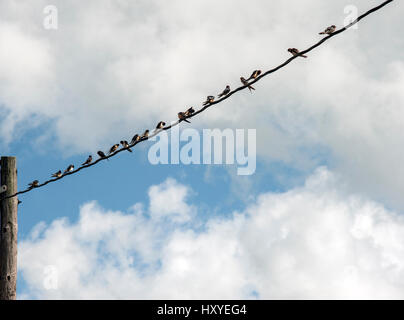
0 157 18 300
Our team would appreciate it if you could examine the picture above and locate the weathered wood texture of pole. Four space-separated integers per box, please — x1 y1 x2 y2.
0 157 18 300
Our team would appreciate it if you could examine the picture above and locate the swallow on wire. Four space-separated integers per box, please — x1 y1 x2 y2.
247 70 262 81
131 134 140 145
64 164 74 174
240 77 255 92
288 48 307 58
185 107 195 117
28 180 39 189
203 96 215 106
319 25 336 35
178 112 190 123
218 85 231 98
82 155 92 166
51 170 62 178
97 151 108 160
108 144 120 155
141 130 150 139
156 121 166 130
120 140 132 152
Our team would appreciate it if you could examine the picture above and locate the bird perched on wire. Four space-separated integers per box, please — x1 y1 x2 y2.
82 155 92 166
218 85 231 98
120 140 132 152
247 70 262 81
185 107 195 117
240 77 255 92
141 130 149 139
319 25 336 35
64 164 74 174
28 180 39 189
108 144 120 155
97 151 108 160
178 112 190 123
156 121 166 130
288 48 307 58
131 134 140 145
51 170 62 178
203 96 215 106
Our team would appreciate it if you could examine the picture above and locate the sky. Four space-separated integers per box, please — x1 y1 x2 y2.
1 0 404 299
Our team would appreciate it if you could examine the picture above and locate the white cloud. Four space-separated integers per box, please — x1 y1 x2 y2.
0 22 56 143
19 169 404 299
148 178 195 223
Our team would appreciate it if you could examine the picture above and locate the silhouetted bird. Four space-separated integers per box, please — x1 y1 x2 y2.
288 48 307 58
203 96 215 106
82 155 92 166
185 107 195 116
131 134 140 145
319 25 336 35
108 144 120 155
51 170 62 178
120 140 132 152
247 70 262 81
178 112 191 123
97 151 108 160
240 77 255 92
28 180 39 189
141 130 150 139
64 164 74 174
218 85 231 98
156 121 166 130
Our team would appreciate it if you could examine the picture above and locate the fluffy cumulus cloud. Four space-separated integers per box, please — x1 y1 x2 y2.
18 169 404 299
148 178 195 223
1 0 403 211
0 21 56 143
